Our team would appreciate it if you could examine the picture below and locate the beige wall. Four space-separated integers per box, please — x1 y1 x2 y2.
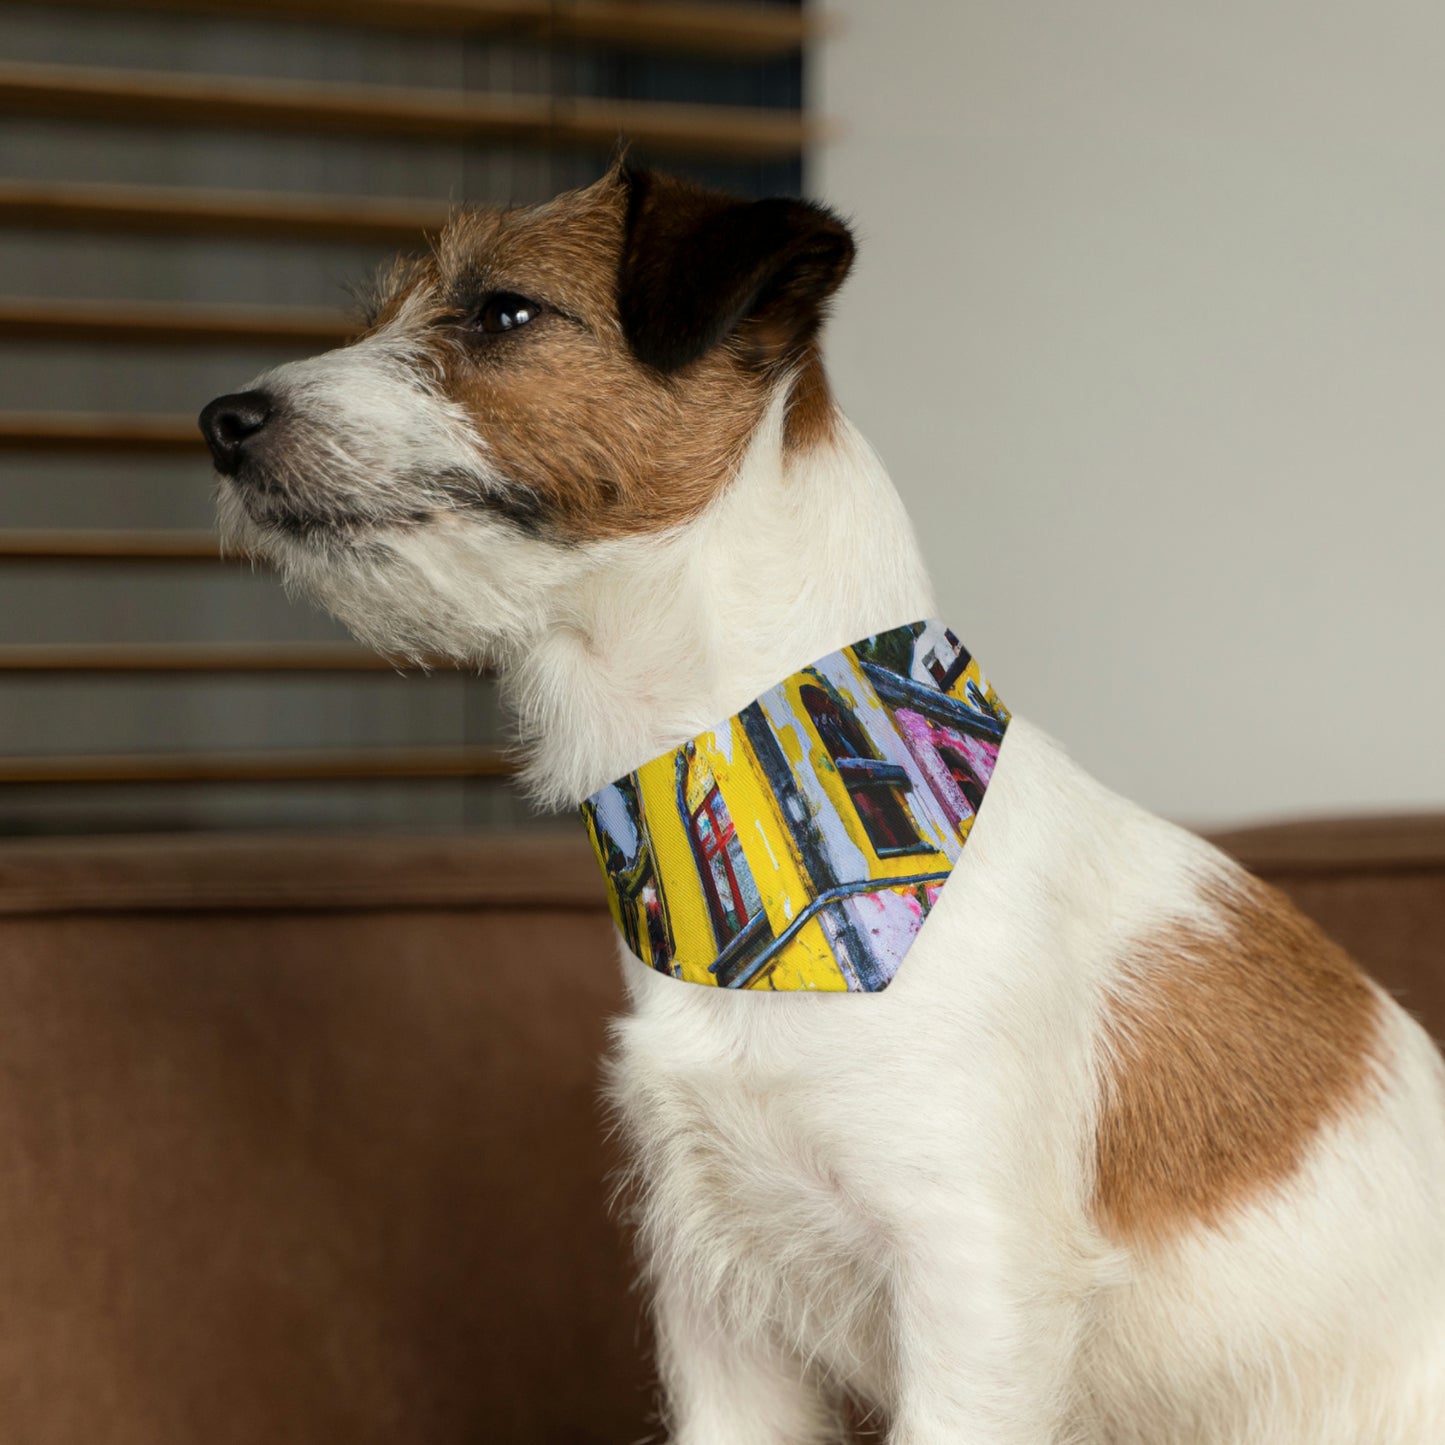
813 1 1445 827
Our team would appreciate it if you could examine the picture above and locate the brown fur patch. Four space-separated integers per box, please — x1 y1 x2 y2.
1094 872 1382 1247
782 341 840 453
364 170 844 541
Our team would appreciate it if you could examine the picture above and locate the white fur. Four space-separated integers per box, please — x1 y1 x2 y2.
221 353 1445 1442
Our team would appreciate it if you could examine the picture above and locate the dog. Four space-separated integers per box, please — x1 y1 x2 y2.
200 164 1445 1443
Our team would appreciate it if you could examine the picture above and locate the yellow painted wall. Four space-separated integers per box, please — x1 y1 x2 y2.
632 720 851 990
703 721 847 991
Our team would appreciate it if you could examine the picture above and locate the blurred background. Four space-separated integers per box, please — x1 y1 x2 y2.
0 3 1440 1443
817 1 1445 828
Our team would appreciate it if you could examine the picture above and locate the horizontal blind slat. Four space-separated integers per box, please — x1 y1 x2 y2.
0 530 230 561
0 298 353 347
0 412 201 451
0 747 514 784
0 644 437 672
0 181 449 244
19 0 815 58
0 61 818 161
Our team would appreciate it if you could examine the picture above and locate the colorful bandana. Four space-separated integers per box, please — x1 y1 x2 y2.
581 621 1009 992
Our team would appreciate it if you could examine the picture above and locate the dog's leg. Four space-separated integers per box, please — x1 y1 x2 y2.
884 1220 1088 1445
655 1275 841 1445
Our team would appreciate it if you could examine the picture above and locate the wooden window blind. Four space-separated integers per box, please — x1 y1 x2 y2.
0 0 815 835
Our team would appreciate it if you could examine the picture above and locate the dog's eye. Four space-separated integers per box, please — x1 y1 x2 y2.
474 292 542 335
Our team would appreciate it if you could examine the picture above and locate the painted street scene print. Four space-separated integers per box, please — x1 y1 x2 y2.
582 621 1010 992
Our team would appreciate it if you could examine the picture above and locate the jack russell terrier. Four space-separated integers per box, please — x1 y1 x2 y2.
200 164 1445 1444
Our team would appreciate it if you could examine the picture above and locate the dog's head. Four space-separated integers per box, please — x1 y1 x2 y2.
199 166 854 663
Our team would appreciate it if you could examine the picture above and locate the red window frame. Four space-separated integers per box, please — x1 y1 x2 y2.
690 785 755 943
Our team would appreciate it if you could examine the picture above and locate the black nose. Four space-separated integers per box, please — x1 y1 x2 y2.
199 390 272 475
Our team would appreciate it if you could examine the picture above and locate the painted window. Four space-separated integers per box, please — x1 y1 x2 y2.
640 880 673 969
936 745 985 813
618 895 643 959
800 683 922 854
690 785 763 945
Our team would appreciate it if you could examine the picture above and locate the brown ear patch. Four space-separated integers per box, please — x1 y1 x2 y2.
1093 873 1382 1248
781 340 840 453
618 166 855 377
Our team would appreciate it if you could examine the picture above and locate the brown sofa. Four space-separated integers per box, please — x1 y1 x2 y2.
0 819 1439 1443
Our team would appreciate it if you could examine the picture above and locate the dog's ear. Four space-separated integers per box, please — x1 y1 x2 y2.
618 167 855 375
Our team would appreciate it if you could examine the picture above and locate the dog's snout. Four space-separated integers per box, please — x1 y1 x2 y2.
199 390 273 475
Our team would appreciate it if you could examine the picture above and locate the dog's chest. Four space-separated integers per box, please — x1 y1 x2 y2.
611 998 896 1389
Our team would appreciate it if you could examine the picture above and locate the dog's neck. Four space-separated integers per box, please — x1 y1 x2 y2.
506 391 938 810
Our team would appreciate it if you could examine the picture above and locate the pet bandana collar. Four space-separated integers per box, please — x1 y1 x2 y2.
581 621 1009 992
